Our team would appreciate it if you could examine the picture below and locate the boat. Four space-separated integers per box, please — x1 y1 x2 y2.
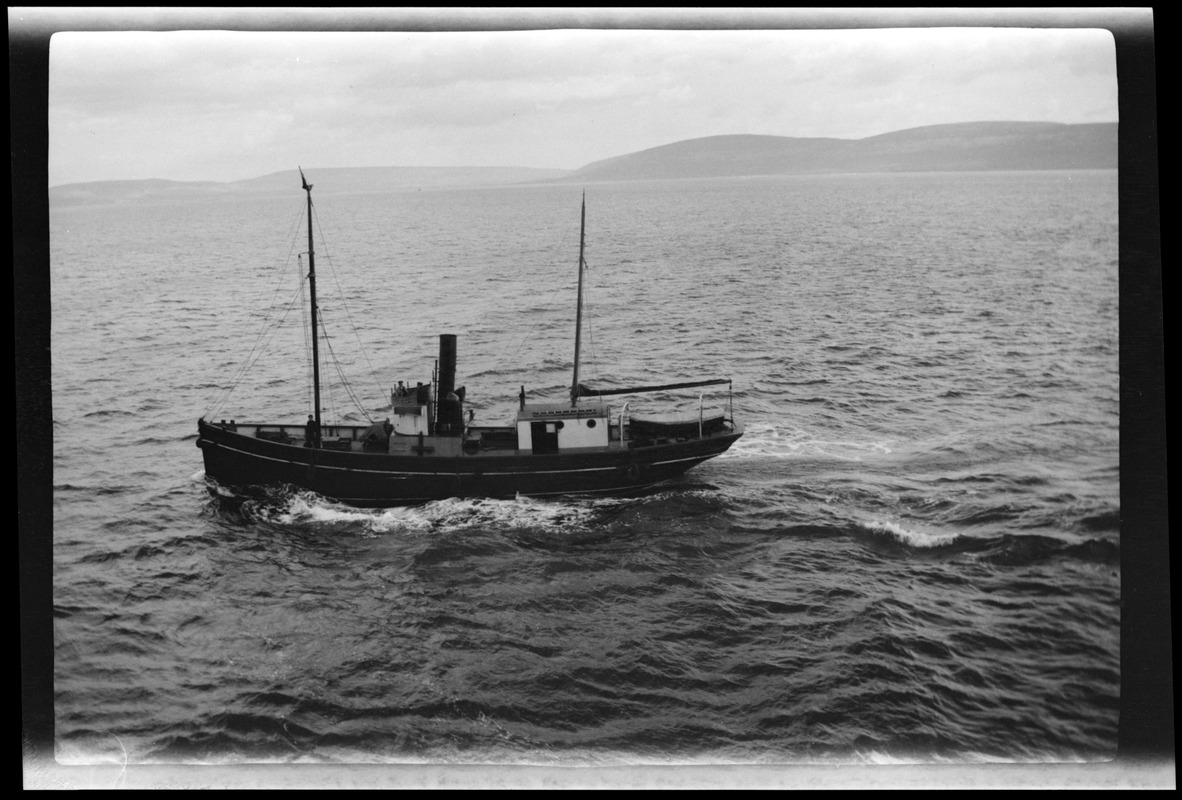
196 170 743 507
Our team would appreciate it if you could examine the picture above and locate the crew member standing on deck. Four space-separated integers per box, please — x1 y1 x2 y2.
304 414 321 448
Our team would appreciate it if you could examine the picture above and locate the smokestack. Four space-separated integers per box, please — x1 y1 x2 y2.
438 334 457 399
436 334 462 434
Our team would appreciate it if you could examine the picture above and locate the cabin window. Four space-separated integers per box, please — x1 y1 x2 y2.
586 419 597 428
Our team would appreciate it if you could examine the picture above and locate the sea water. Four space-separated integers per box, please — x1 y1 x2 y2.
48 171 1119 768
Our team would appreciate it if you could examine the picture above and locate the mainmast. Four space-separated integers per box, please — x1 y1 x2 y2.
570 192 587 407
300 167 322 445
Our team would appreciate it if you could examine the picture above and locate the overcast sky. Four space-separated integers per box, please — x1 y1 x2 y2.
41 9 1120 186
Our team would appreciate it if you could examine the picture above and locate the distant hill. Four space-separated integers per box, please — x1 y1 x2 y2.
48 166 571 207
49 121 1118 206
236 166 570 194
562 121 1118 182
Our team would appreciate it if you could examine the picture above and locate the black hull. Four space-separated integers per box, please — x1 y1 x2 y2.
196 419 742 507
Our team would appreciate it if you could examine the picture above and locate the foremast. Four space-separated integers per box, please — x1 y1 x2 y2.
300 167 322 446
570 191 587 407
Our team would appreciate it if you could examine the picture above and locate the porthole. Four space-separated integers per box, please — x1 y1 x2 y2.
586 419 597 428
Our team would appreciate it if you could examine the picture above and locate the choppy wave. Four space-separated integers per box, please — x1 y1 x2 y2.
857 519 964 549
854 519 1118 566
721 422 896 460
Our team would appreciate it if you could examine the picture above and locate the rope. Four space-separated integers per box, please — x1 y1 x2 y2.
318 311 374 424
203 196 383 425
299 253 313 418
492 276 570 373
490 212 581 375
203 201 308 419
581 257 601 388
205 279 306 419
313 207 387 405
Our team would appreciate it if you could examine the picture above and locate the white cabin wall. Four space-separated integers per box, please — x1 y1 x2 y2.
517 422 533 451
558 417 609 449
392 406 430 436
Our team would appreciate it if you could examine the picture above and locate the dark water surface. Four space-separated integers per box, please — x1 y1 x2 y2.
50 171 1119 768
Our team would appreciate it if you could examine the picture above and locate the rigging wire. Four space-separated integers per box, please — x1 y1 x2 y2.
206 279 308 419
208 195 387 425
312 206 388 407
580 257 602 389
203 201 309 419
321 313 339 427
493 276 571 372
490 213 581 376
299 253 313 418
318 311 374 424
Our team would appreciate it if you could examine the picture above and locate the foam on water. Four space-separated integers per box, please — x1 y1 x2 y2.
368 495 608 535
858 518 963 549
722 421 896 461
252 491 625 536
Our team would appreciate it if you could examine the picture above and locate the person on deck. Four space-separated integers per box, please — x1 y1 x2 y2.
304 415 321 448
